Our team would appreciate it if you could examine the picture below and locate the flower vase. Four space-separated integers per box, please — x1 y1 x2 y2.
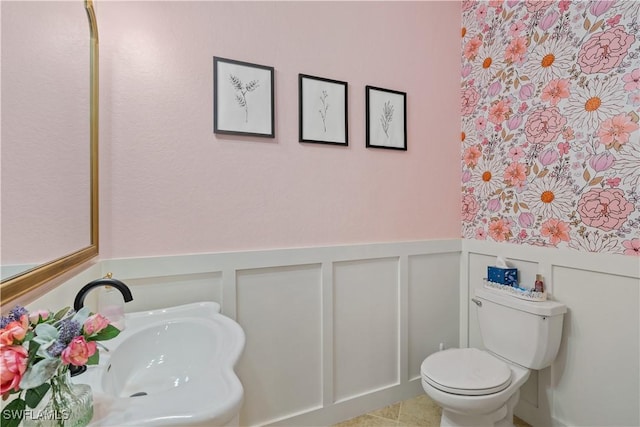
23 368 93 427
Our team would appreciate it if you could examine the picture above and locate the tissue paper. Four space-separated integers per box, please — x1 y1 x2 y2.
487 257 518 286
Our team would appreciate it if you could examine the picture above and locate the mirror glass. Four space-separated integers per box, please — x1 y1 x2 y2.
1 0 97 301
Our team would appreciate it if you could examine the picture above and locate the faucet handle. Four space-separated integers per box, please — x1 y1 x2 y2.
104 272 113 279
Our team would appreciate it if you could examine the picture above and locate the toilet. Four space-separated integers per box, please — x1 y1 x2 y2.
421 287 567 427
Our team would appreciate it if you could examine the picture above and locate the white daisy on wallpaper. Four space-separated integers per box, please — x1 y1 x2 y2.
568 232 619 254
470 156 504 199
472 41 505 87
522 177 574 219
610 141 640 192
461 12 480 45
524 38 575 84
564 77 626 131
461 118 477 148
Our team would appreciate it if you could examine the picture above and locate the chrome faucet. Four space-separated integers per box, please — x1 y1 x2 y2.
73 273 133 311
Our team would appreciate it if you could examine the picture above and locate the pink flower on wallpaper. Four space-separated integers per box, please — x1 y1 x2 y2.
507 115 523 130
463 145 482 167
558 0 571 13
462 170 472 183
461 64 472 78
589 1 615 17
488 218 511 242
509 20 526 37
518 212 535 228
538 148 559 166
557 141 570 154
462 0 475 12
508 146 525 161
525 0 553 13
524 107 568 145
540 218 571 245
539 10 560 31
504 37 528 64
561 126 574 141
606 177 621 188
622 239 640 256
589 152 616 172
464 36 482 60
488 81 502 97
488 99 511 124
475 116 487 131
487 198 502 212
578 188 635 231
462 194 480 222
578 26 635 74
629 92 640 107
504 162 527 186
541 79 570 106
476 3 488 21
597 114 640 148
475 228 487 240
518 84 535 100
462 87 480 116
606 14 622 26
622 68 640 91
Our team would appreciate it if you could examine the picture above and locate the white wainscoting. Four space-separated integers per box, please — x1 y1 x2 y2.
90 240 461 426
461 240 640 427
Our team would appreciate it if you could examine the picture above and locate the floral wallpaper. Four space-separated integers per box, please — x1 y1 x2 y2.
460 0 640 256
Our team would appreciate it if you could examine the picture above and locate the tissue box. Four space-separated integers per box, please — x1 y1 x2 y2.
487 266 518 286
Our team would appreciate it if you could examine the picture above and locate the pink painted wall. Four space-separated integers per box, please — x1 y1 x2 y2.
98 1 462 259
461 0 640 255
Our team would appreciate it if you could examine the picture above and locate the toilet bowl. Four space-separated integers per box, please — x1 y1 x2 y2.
421 348 530 427
421 287 566 427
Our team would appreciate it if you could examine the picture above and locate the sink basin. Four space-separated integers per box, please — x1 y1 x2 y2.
79 302 245 426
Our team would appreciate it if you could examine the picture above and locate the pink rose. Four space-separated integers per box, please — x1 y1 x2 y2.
28 310 50 325
462 87 480 116
525 0 553 13
525 107 567 145
589 152 615 172
589 1 614 17
0 317 29 346
578 188 635 231
61 336 97 367
83 313 110 335
622 239 640 256
578 26 635 74
462 194 480 222
0 345 28 394
518 212 535 228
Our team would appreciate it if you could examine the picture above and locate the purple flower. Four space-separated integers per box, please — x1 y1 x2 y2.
519 84 535 100
507 115 523 130
47 341 67 358
461 64 472 78
518 212 535 228
539 148 559 166
589 0 614 17
487 198 502 212
539 10 559 31
58 319 81 344
9 306 28 321
462 170 472 183
589 152 615 172
488 80 502 97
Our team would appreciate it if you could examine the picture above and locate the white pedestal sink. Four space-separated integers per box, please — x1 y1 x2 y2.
77 302 245 426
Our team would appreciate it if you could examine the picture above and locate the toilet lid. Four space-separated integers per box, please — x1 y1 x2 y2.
421 348 512 396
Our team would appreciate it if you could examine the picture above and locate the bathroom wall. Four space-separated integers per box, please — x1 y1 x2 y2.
461 0 640 255
97 1 462 259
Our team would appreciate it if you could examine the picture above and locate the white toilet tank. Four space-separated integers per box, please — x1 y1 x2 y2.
474 287 567 370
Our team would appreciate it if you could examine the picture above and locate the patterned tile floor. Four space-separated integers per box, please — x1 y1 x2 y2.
332 394 532 427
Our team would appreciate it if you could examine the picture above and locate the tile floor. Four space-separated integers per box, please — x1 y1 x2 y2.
332 394 532 427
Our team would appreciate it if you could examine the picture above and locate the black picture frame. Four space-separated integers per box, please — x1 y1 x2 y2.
299 74 348 146
214 56 275 138
365 85 407 151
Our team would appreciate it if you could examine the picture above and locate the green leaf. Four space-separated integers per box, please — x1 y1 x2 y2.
27 340 41 361
72 307 91 328
53 307 70 321
25 382 51 409
34 323 58 342
1 398 26 427
90 324 120 341
19 359 61 389
87 351 100 366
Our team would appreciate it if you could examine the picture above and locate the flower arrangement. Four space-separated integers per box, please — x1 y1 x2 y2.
1 305 120 427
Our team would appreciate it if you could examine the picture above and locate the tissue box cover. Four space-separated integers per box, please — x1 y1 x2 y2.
487 266 518 286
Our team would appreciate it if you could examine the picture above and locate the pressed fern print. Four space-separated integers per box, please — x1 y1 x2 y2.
229 74 260 123
380 100 394 137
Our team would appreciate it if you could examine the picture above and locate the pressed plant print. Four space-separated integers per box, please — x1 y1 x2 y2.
381 101 394 137
319 90 329 132
229 74 260 123
460 0 640 256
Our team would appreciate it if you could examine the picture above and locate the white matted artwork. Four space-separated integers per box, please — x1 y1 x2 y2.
366 86 407 150
299 74 348 146
214 57 274 138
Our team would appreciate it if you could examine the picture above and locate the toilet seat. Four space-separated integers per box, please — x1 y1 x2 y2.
421 348 512 396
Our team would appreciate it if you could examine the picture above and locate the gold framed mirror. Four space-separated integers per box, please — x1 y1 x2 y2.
1 0 99 304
